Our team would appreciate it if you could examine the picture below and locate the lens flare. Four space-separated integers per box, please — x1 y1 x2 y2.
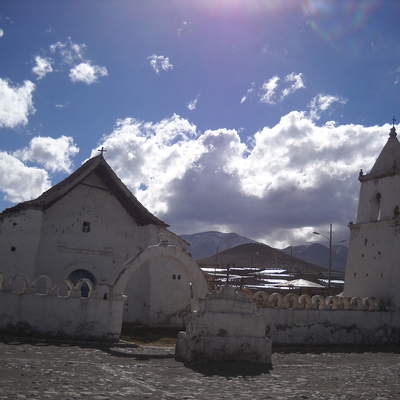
191 0 297 16
302 0 381 44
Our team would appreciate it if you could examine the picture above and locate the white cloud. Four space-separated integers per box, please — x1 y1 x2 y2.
308 94 347 120
187 96 199 111
69 62 108 84
49 37 86 65
240 82 255 104
0 29 4 38
91 112 389 247
91 114 201 214
259 76 280 104
148 55 173 74
0 79 35 128
178 20 192 35
0 152 50 203
259 73 305 104
281 72 305 99
32 56 53 80
394 66 400 85
14 135 79 173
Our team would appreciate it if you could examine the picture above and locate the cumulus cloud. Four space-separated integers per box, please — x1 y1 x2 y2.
49 37 86 64
259 76 280 104
187 96 199 111
0 152 50 203
259 72 305 104
14 135 79 173
308 94 347 120
69 62 108 84
148 55 173 74
281 72 305 99
32 56 53 80
0 79 35 128
92 112 389 247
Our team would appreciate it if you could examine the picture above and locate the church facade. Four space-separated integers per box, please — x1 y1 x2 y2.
0 154 208 338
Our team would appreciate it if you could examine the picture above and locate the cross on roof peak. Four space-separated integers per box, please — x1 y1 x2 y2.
392 116 397 127
98 147 107 156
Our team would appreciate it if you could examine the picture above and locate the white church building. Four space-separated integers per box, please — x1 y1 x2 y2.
0 154 208 339
344 124 400 308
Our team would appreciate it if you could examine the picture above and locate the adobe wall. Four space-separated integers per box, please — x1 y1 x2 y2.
0 292 123 341
253 292 400 345
0 272 124 341
0 243 208 339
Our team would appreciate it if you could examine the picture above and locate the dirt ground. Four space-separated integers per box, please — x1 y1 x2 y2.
0 336 399 400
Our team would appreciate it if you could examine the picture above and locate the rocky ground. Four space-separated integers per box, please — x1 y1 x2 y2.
0 337 399 399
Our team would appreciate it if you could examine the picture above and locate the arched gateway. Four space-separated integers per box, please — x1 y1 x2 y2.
109 242 208 337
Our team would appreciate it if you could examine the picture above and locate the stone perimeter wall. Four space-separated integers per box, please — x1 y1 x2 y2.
253 291 400 345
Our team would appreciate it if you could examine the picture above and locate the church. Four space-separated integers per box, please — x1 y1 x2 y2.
1 125 400 344
0 153 208 339
344 124 400 308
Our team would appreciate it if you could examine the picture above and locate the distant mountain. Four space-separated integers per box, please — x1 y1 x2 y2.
197 242 325 275
181 231 258 259
282 243 348 271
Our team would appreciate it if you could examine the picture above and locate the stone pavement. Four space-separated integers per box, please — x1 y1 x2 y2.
0 337 399 399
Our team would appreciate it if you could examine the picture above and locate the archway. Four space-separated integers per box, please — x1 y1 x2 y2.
111 243 208 333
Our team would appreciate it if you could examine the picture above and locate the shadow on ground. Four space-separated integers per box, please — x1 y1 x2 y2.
0 334 174 360
182 360 272 378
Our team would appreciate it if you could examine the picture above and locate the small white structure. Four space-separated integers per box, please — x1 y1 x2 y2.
175 286 271 364
0 154 208 339
344 125 400 309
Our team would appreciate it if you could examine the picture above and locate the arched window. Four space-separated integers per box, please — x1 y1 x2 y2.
68 269 96 285
80 281 90 298
370 192 382 221
68 269 96 298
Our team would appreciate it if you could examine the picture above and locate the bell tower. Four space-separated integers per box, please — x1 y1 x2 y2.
344 124 400 308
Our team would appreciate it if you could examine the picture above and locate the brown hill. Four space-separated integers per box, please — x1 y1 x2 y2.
197 242 325 275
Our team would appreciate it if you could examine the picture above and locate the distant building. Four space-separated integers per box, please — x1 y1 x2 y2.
344 125 400 308
0 154 207 334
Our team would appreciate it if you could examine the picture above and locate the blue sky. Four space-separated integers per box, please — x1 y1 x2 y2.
0 0 399 247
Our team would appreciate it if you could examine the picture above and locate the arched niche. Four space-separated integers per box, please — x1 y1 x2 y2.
33 275 52 295
12 274 28 295
58 280 72 298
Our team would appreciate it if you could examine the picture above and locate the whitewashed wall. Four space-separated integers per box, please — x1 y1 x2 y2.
262 308 400 345
0 291 124 341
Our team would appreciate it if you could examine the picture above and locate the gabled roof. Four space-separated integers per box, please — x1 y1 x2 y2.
0 155 168 227
370 127 400 175
360 127 400 181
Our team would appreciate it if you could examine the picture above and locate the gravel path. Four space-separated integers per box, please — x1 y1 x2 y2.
0 338 399 399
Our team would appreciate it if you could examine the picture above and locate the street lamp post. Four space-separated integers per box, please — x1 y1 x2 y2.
313 224 333 288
